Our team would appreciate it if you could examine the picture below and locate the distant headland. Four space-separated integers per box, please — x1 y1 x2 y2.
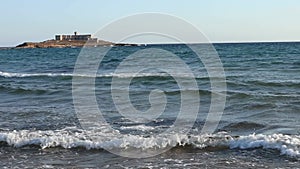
15 31 137 48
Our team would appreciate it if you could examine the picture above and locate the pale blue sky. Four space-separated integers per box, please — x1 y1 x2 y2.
1 0 300 46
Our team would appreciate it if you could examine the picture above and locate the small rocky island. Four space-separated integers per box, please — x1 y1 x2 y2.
16 32 136 48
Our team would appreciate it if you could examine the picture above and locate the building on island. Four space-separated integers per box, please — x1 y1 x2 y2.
55 32 97 42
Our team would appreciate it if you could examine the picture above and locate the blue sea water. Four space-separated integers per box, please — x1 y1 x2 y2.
0 43 299 168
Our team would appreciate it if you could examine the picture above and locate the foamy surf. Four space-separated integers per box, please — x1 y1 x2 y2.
0 70 209 79
0 71 74 78
0 129 299 157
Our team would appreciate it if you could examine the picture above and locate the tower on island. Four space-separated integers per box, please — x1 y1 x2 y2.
55 32 97 42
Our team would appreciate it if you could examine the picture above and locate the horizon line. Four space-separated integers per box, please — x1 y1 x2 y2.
1 40 300 48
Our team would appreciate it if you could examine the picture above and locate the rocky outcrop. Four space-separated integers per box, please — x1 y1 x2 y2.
16 39 136 48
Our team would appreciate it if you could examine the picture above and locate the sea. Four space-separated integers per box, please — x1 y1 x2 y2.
0 42 299 168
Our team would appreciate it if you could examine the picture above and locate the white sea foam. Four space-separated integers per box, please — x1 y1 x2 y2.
120 125 155 131
229 133 300 157
0 129 299 157
0 71 204 78
0 71 74 78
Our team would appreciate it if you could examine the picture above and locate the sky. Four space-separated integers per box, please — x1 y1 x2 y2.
1 0 300 46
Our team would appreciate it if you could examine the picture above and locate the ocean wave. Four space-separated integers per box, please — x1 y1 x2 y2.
221 121 266 131
0 128 299 157
0 71 170 78
0 85 47 95
244 79 300 88
227 90 300 99
0 70 224 80
120 125 156 131
0 71 74 78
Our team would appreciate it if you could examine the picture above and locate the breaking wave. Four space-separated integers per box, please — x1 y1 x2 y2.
0 70 223 79
0 71 75 78
0 128 299 157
